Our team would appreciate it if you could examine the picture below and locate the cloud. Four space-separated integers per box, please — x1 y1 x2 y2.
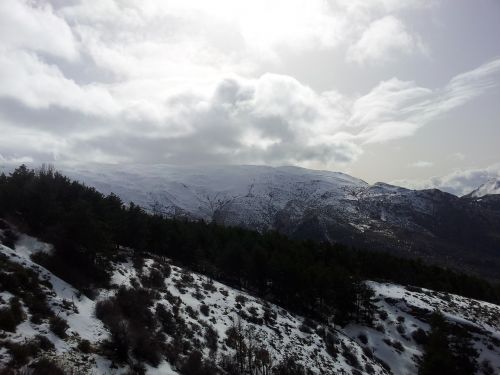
448 152 465 161
347 16 425 64
394 164 500 196
1 55 499 168
0 50 118 115
0 71 362 167
347 59 500 144
0 0 498 170
409 161 433 168
0 0 78 60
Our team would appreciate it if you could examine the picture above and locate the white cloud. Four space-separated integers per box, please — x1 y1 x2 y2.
347 59 500 144
0 0 78 60
0 0 498 170
0 50 119 116
0 154 33 164
394 164 500 196
1 53 499 168
347 16 425 64
409 161 433 168
448 152 466 161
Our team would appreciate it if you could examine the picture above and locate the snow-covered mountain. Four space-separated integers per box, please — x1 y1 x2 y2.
60 164 500 281
1 228 499 375
468 179 500 198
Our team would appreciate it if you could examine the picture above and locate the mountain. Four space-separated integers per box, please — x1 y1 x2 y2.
1 227 499 374
1 166 499 374
63 164 500 280
468 178 500 198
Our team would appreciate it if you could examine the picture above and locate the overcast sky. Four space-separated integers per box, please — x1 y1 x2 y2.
0 0 499 194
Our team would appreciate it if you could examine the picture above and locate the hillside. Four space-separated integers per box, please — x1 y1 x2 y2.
1 166 500 374
0 229 499 374
61 164 500 280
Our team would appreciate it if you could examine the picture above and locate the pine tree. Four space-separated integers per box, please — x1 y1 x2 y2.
419 311 454 375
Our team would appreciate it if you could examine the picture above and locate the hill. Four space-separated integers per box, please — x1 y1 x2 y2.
62 164 500 280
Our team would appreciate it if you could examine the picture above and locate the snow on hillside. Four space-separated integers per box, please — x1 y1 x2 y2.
62 164 370 223
1 228 499 374
62 163 437 237
345 282 500 375
0 241 110 373
469 179 500 198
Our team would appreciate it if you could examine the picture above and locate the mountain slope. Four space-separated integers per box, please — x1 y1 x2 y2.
1 229 499 374
468 179 500 198
62 164 500 280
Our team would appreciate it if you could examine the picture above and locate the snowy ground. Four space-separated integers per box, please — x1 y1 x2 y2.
0 229 499 374
344 282 500 375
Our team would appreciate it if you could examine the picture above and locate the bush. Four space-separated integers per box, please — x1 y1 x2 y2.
205 326 218 353
396 324 405 335
392 340 405 352
411 328 428 345
30 358 65 375
181 350 218 375
101 320 130 363
299 322 312 334
1 229 18 249
78 339 92 353
378 311 388 321
5 340 40 367
34 334 55 351
358 333 368 345
364 363 375 375
273 357 307 375
0 309 19 333
132 331 163 367
142 268 165 288
343 348 361 369
0 297 25 332
235 294 247 305
325 331 338 357
156 304 176 336
0 255 53 323
299 318 315 334
96 287 163 366
200 304 210 317
49 316 69 338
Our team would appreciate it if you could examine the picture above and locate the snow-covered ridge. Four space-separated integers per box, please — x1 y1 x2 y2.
1 228 499 374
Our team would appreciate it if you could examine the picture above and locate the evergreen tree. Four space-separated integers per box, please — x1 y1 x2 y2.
419 311 454 375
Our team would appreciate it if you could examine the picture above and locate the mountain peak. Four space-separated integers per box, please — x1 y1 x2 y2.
469 178 500 198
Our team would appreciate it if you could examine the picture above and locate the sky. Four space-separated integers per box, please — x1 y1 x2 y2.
0 0 499 195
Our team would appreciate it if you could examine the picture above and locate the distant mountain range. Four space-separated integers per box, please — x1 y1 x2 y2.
52 164 500 281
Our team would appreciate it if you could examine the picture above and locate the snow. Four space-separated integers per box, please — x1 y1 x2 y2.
60 163 445 245
469 178 500 197
1 228 499 374
145 361 179 375
341 281 500 375
14 234 53 258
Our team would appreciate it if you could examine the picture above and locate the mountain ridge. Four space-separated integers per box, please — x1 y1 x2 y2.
52 164 500 281
467 178 500 198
